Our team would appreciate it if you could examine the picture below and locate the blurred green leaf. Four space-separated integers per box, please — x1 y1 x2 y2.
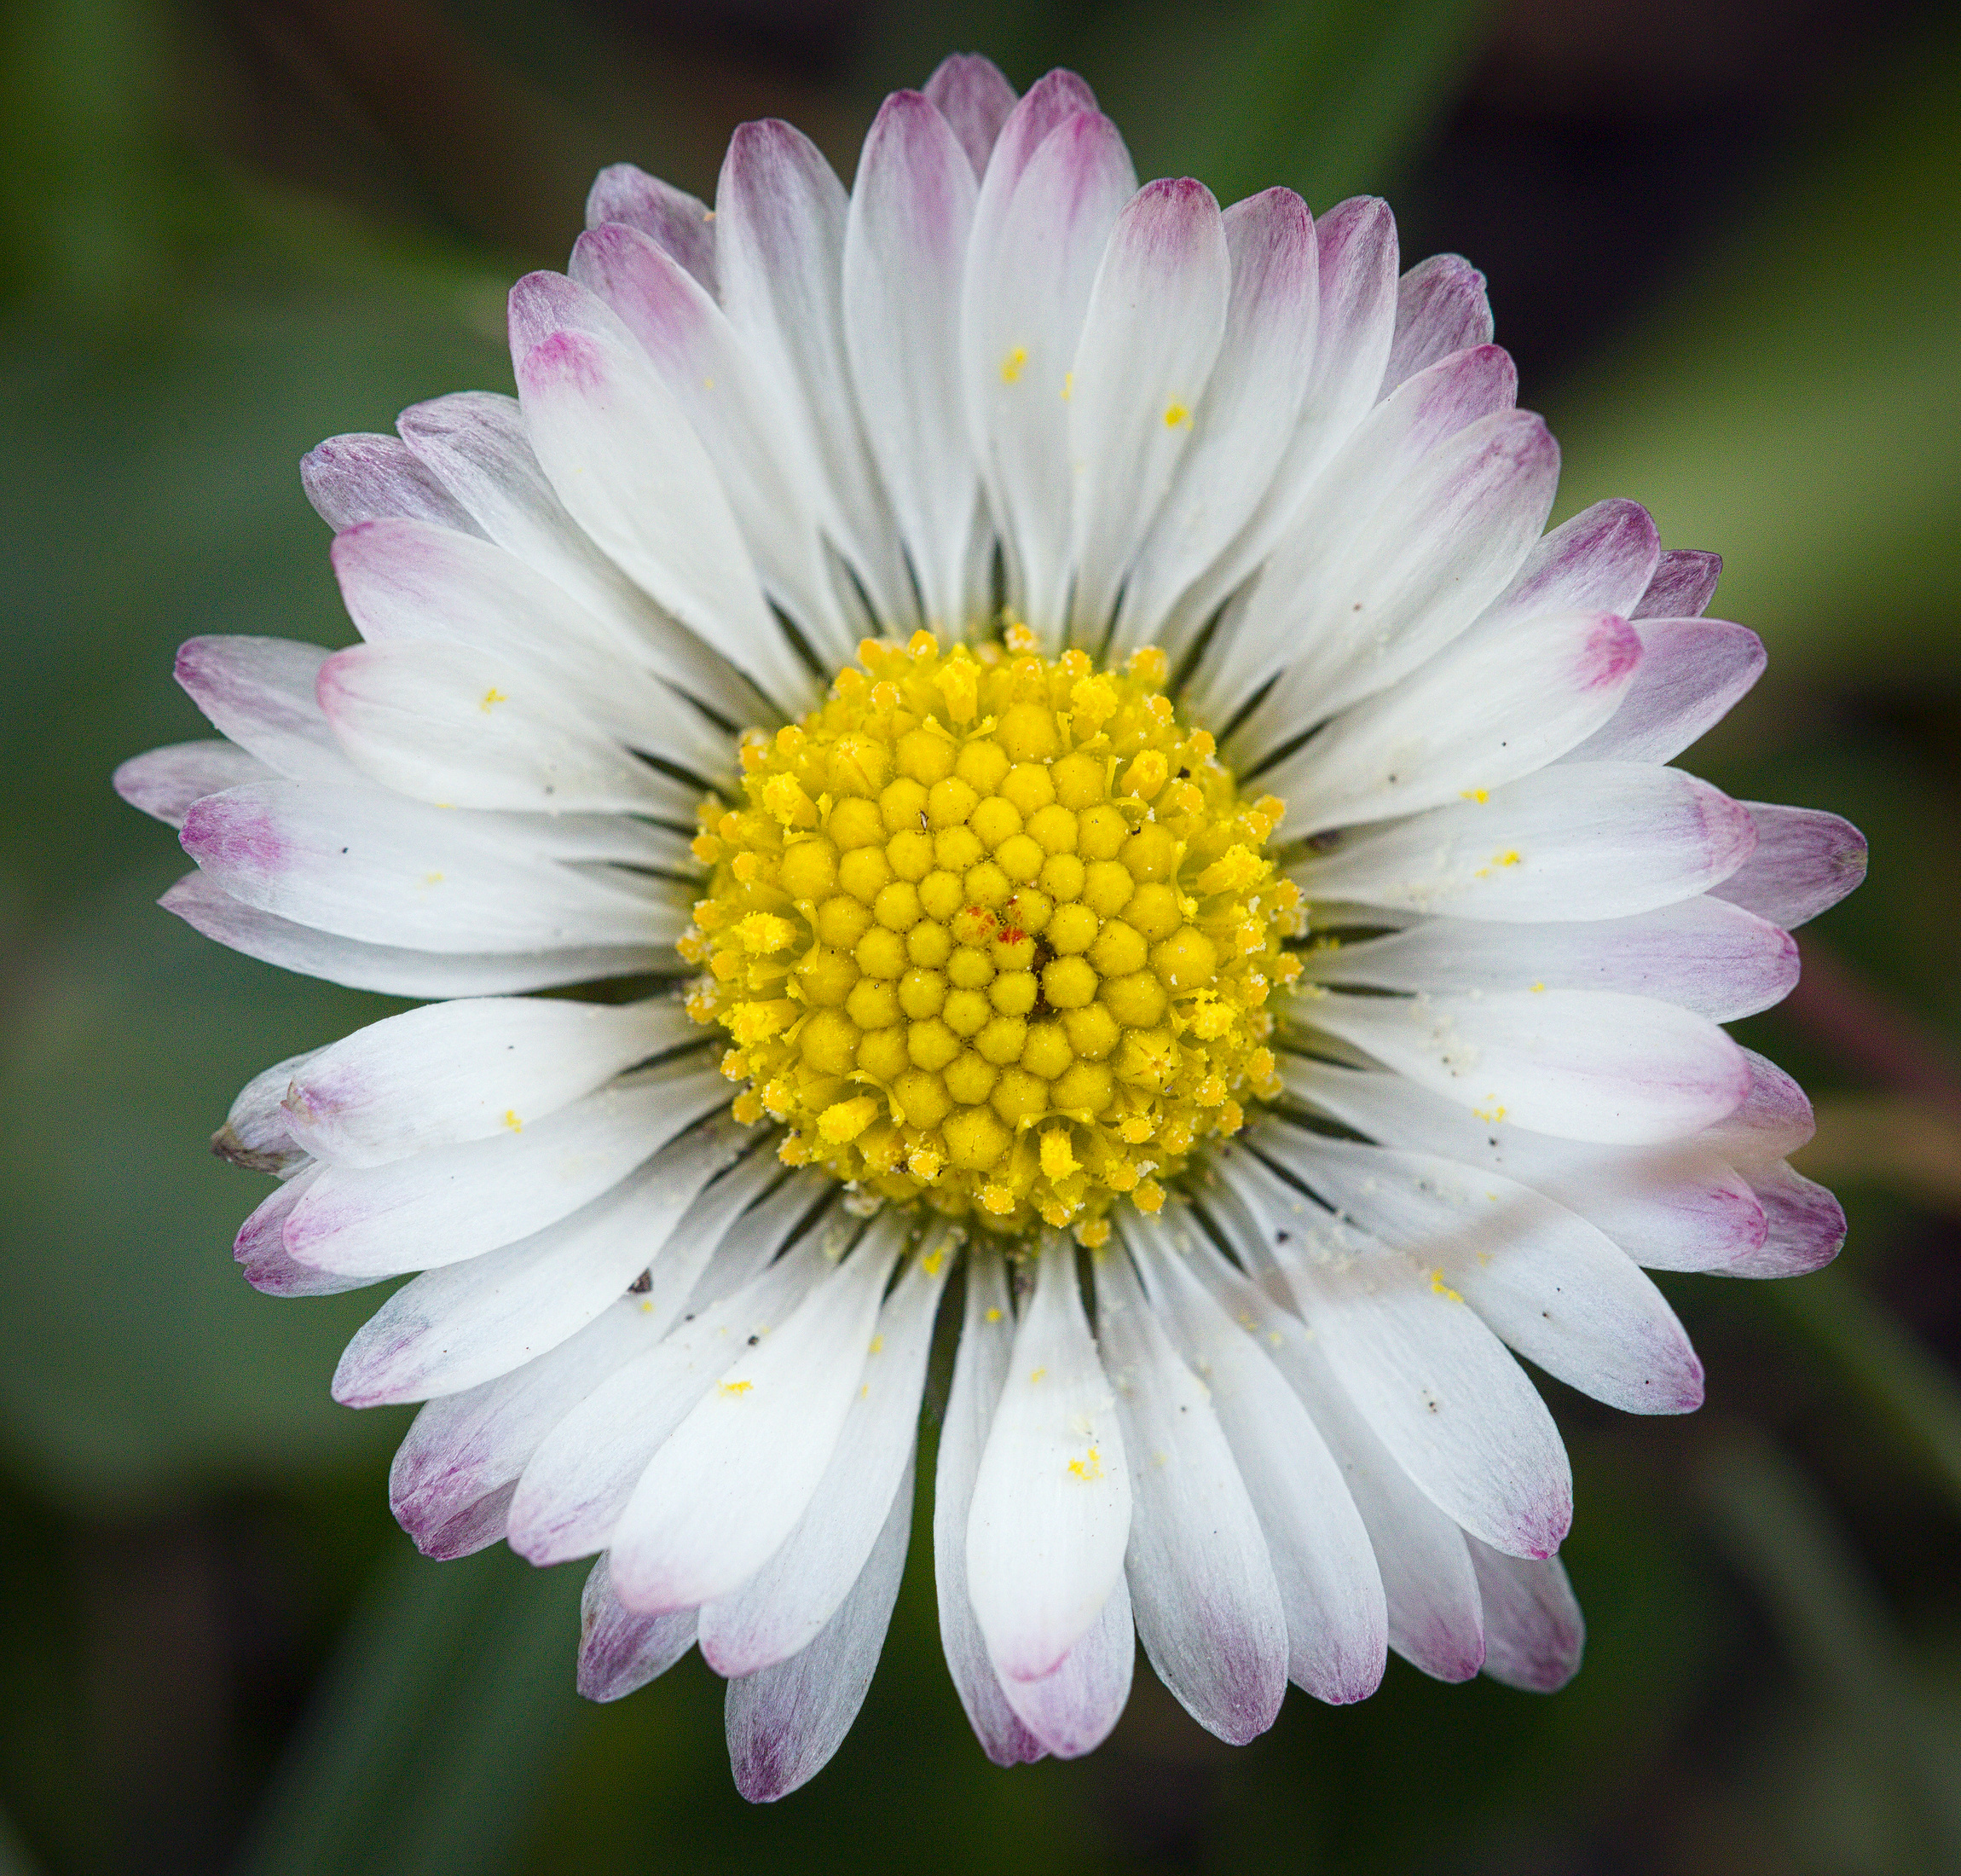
239 1544 588 1876
1766 1268 1961 1521
1702 1438 1961 1866
1546 31 1961 679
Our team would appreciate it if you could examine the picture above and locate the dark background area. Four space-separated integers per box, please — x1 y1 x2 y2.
2 2 1959 1871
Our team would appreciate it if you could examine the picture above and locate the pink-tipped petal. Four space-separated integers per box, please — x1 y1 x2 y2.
1727 1162 1846 1277
923 53 1018 178
115 740 274 829
725 1450 912 1803
300 432 478 536
1470 1542 1584 1692
843 90 984 631
1564 618 1765 765
1633 547 1721 620
584 163 717 296
1383 253 1493 393
994 1575 1136 1757
1713 804 1868 929
1065 176 1231 635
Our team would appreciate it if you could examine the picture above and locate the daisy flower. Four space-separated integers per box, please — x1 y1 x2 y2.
116 54 1866 1800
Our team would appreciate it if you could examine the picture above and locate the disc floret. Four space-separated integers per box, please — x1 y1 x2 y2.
685 628 1304 1235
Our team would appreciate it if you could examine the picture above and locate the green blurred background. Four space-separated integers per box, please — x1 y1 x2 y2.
3 0 1959 1870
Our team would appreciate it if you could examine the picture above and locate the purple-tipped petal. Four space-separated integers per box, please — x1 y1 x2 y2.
1471 1542 1585 1692
300 433 478 536
725 1451 912 1802
1633 547 1721 620
1727 1162 1846 1277
994 1575 1136 1757
1713 804 1868 929
235 1168 367 1296
578 1555 697 1702
173 636 357 786
584 163 717 297
1384 253 1493 393
923 52 1018 179
1483 496 1660 629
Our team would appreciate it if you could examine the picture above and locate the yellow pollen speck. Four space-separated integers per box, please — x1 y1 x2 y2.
502 1109 523 1133
1472 1101 1507 1124
985 1306 1004 1323
685 631 1299 1236
1460 787 1489 802
869 1335 884 1356
1531 981 1547 993
1029 1367 1047 1385
479 687 507 711
1431 1271 1464 1304
719 1379 754 1397
1067 1445 1103 1480
422 871 443 885
1061 371 1074 401
1001 345 1027 385
1163 402 1189 428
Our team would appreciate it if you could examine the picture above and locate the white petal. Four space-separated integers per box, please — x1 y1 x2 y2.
159 871 661 997
114 740 275 828
1186 1208 1490 1679
714 119 915 631
1126 1214 1387 1703
506 1216 842 1564
607 1218 905 1614
932 1250 1044 1765
301 431 480 535
387 1296 668 1558
1305 987 1750 1145
1563 618 1765 765
962 104 1137 638
843 90 982 632
570 223 849 659
1296 762 1758 922
1257 1126 1705 1415
330 1119 758 1404
1189 342 1517 722
1229 408 1559 763
327 514 735 777
724 1448 913 1803
577 1554 698 1701
1208 1151 1571 1562
1109 187 1319 653
393 391 759 724
284 1061 727 1278
1064 177 1230 637
966 1234 1133 1682
1711 803 1868 929
511 287 812 708
1272 610 1641 837
179 779 685 954
317 638 690 817
1286 1062 1770 1275
994 1573 1135 1758
281 994 694 1167
1300 895 1799 1023
1152 196 1398 662
173 636 363 786
1469 1540 1583 1692
698 1236 952 1676
923 53 1018 179
1383 253 1492 392
585 163 718 294
1096 1245 1287 1744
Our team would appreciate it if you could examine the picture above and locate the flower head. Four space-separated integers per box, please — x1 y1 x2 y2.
118 53 1866 1800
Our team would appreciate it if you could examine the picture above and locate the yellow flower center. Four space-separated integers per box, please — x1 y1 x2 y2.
682 627 1305 1237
